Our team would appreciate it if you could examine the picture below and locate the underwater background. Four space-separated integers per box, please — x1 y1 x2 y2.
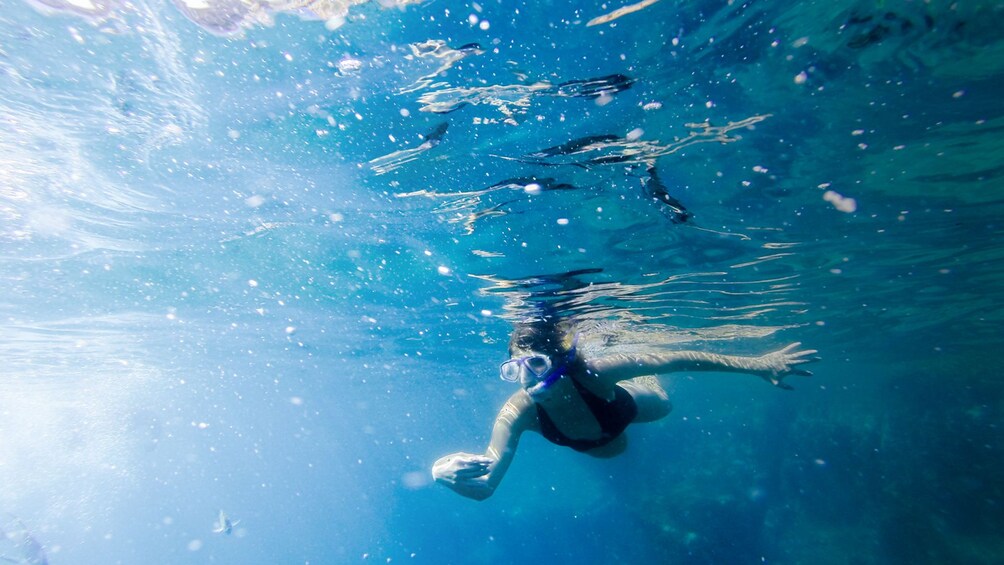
1 0 1002 563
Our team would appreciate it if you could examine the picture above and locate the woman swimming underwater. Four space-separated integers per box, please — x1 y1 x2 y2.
432 318 818 500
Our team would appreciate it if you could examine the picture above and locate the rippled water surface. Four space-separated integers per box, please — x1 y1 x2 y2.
1 0 1002 563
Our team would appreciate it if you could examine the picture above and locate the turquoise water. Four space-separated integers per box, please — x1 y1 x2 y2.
1 0 1002 563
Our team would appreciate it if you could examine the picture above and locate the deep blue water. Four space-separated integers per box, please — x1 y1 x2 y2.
1 0 1002 563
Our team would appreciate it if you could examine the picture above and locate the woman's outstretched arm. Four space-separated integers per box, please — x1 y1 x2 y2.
586 342 819 389
432 390 537 500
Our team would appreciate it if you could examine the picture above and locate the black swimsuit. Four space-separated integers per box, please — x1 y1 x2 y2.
536 378 638 452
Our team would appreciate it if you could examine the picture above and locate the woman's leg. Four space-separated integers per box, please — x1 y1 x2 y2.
619 376 672 423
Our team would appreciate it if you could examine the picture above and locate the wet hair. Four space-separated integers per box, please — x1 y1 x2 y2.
508 317 572 357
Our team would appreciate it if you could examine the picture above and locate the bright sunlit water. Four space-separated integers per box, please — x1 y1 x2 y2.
1 0 1002 563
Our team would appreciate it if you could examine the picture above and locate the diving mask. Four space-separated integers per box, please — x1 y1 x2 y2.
498 333 579 389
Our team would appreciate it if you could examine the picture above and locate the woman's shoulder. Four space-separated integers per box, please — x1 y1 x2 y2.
505 388 536 411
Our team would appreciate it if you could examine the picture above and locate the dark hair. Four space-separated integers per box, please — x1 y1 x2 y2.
508 317 571 357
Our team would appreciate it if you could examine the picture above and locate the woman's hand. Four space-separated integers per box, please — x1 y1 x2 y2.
432 452 496 500
756 342 819 389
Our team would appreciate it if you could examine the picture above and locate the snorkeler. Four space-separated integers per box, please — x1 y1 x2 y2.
432 318 818 500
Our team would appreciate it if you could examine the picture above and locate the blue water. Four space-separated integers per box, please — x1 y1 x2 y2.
1 0 1002 563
